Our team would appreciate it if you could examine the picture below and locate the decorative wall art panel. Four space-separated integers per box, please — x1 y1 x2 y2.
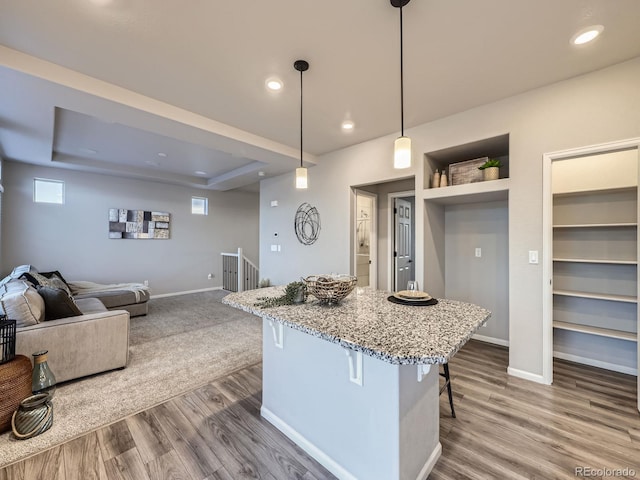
294 202 320 245
108 209 170 239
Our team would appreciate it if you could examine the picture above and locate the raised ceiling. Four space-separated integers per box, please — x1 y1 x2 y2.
1 0 639 190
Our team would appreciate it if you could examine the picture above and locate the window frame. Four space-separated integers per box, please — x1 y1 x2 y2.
191 196 208 215
33 178 65 205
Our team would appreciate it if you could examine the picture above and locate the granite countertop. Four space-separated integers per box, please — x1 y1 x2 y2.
222 286 491 366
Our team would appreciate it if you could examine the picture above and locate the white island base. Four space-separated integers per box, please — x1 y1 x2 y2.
261 319 441 480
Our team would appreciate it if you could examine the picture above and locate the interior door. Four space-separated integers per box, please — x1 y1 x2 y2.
395 198 413 291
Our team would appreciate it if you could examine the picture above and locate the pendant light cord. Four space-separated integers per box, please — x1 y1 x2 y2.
300 69 303 168
400 3 404 137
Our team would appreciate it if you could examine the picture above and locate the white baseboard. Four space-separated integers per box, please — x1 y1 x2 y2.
553 351 638 376
507 366 550 385
151 286 224 299
415 442 442 480
471 334 509 347
261 406 357 480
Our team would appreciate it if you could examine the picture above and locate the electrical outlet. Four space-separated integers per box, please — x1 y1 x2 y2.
475 248 482 258
143 280 149 287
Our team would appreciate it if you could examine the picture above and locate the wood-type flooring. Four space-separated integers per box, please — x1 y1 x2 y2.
1 340 638 479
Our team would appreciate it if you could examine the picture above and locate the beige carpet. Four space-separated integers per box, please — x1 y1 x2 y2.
0 290 262 467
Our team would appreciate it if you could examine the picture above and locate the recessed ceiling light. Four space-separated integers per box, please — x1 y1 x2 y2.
341 120 355 131
157 152 167 157
571 25 604 45
258 171 266 177
266 78 283 92
194 171 207 176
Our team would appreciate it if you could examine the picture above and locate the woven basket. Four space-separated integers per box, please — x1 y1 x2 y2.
0 355 33 433
304 275 357 304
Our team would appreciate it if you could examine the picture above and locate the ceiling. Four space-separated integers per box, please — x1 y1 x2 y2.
1 0 640 191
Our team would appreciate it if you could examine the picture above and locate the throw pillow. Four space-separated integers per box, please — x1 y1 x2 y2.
21 272 72 297
0 280 45 327
40 270 71 288
36 286 82 321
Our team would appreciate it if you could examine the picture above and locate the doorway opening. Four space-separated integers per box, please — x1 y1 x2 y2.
353 190 377 288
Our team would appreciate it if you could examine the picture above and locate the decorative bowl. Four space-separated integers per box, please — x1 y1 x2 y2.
304 275 357 304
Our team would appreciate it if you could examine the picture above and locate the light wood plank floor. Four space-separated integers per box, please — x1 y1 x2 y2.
1 340 638 479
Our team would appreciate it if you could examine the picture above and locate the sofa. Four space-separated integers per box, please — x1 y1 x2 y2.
0 265 148 383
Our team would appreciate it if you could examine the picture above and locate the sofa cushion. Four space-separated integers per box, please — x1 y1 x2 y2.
0 280 45 327
36 286 82 321
74 288 150 308
75 297 108 314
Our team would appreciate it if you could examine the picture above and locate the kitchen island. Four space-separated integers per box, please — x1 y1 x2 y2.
223 287 490 480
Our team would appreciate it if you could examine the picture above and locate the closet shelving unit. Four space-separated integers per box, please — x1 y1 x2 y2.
551 150 639 374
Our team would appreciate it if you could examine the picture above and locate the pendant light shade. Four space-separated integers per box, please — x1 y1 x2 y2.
294 60 309 189
394 136 412 169
295 167 308 189
392 0 411 169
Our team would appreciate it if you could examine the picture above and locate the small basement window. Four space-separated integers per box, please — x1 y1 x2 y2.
34 178 65 204
192 196 208 215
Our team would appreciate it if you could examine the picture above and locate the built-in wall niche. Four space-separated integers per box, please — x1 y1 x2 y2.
422 134 511 346
423 134 509 190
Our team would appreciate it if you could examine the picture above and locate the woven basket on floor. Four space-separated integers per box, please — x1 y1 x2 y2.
0 355 33 433
304 275 357 304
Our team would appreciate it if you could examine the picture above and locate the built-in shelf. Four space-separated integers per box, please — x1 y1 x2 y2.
553 289 637 303
553 320 637 342
553 258 638 265
423 178 509 205
552 185 637 198
553 223 637 229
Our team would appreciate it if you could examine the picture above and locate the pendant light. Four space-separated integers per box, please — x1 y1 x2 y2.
392 0 411 169
294 60 309 189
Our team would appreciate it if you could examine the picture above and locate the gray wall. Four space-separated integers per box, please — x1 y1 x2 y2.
445 201 509 342
260 56 640 380
2 161 259 295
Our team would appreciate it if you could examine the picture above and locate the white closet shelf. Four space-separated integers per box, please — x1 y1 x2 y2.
553 321 637 342
553 223 637 229
423 178 509 205
553 258 637 265
552 185 637 197
553 289 637 303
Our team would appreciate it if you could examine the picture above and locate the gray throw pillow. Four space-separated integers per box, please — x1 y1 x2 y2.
36 286 82 321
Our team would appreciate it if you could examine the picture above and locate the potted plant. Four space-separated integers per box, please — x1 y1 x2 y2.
478 158 502 181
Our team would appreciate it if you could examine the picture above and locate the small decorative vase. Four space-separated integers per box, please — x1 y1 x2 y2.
483 167 499 181
32 351 56 397
11 393 53 440
292 285 306 304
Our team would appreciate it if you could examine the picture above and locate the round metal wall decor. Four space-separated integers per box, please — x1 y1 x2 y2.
294 203 321 245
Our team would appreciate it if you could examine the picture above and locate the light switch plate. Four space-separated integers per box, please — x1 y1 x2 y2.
529 250 539 264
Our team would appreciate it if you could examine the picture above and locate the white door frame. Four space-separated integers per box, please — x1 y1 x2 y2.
388 190 416 292
542 137 640 387
353 189 378 290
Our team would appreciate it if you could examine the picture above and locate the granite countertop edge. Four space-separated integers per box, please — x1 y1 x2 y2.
222 294 491 366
